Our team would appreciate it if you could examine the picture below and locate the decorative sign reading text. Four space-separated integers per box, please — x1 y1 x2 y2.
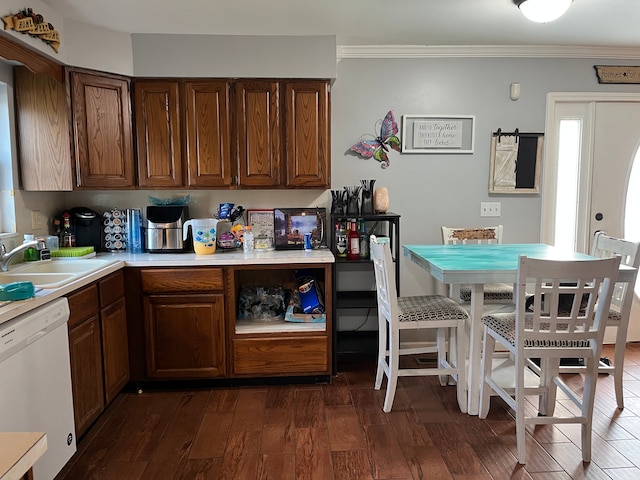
2 8 60 53
594 65 640 84
412 120 463 149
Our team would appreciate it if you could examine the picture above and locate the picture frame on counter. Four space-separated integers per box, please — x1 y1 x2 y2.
246 209 275 240
274 208 327 250
401 114 475 154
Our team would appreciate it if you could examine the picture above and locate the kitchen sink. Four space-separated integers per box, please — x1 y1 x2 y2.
0 258 121 289
0 272 77 289
10 259 116 274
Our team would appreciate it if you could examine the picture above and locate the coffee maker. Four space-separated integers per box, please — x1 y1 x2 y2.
69 207 102 252
145 206 189 253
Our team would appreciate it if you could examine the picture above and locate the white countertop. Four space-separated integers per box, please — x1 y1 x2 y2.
0 249 334 325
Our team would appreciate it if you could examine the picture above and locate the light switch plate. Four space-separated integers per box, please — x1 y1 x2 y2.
31 210 43 229
480 202 501 217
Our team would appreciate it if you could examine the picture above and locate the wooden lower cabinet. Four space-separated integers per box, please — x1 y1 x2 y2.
144 294 226 378
67 271 129 437
68 314 103 438
127 263 332 382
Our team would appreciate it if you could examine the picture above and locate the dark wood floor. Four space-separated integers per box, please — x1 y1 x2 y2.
57 343 640 480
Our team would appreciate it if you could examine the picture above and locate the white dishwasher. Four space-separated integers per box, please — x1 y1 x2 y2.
0 297 76 480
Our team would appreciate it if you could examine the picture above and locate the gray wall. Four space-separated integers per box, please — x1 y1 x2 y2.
330 56 640 296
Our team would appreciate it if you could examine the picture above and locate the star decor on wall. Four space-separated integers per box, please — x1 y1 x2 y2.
350 110 401 169
2 8 61 53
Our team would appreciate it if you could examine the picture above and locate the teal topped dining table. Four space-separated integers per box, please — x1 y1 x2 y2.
403 243 636 415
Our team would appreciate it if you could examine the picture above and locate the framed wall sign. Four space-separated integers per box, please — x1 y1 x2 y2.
401 114 475 154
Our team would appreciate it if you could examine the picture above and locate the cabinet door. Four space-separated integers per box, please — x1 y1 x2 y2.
133 80 182 188
68 316 104 438
70 71 135 188
14 67 73 191
284 80 330 188
144 294 226 378
101 297 129 404
236 80 281 187
184 80 233 187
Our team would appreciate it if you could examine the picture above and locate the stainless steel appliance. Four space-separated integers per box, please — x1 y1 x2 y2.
0 298 76 480
145 206 189 253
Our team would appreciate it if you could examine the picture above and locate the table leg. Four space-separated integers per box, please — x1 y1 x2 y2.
467 283 485 415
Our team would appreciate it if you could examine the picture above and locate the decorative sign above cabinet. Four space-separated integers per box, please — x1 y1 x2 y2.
594 65 640 84
2 8 61 53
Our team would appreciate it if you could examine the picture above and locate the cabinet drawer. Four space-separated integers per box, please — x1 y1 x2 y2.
67 284 99 329
233 336 328 375
99 270 125 306
140 268 224 293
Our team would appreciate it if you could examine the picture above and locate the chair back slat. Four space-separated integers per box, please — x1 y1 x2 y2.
516 255 620 347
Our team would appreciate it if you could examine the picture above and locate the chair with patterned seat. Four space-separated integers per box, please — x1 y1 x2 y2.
479 254 620 464
441 225 514 304
370 235 470 413
557 231 640 409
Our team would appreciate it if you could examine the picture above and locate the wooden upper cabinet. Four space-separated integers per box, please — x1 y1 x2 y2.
183 80 233 188
69 70 135 189
14 67 73 191
236 80 281 187
133 80 182 188
284 80 330 188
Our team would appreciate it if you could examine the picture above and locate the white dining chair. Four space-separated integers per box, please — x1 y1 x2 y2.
557 231 640 409
479 254 620 464
441 225 513 303
370 235 469 413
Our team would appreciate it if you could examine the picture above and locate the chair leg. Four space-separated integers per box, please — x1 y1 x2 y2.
479 328 494 420
515 353 527 464
538 358 560 417
374 316 387 390
580 356 599 463
437 327 448 386
613 324 628 409
382 329 400 413
455 322 467 414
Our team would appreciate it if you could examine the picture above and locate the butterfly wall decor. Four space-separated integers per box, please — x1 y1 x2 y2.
350 110 401 169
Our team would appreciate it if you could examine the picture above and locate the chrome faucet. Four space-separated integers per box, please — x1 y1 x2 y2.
0 238 47 272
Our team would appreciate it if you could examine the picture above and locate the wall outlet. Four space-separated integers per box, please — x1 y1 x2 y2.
480 202 501 217
31 210 43 230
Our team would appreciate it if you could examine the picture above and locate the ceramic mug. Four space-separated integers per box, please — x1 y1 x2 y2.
183 218 218 255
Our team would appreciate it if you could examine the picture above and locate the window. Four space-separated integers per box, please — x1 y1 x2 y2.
624 146 640 296
0 78 16 233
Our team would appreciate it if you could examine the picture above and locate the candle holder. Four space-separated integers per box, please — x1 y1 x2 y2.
330 189 347 215
360 179 376 214
344 186 362 216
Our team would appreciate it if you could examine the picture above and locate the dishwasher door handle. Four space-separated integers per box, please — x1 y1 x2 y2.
26 330 47 345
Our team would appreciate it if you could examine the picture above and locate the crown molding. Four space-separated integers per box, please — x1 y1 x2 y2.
336 45 640 60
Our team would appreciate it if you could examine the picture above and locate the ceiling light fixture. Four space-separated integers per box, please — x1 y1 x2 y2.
514 0 572 23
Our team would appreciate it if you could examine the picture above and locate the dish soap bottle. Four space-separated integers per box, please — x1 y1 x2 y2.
23 234 39 262
61 213 76 248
